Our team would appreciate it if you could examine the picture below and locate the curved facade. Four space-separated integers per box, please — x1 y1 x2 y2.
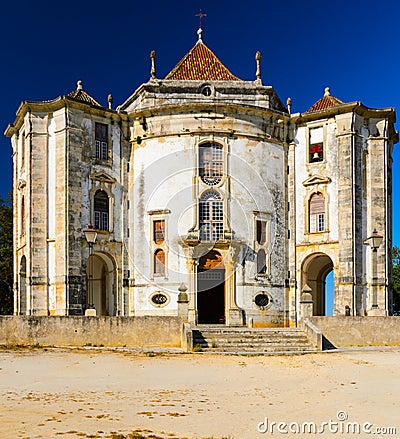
5 37 398 325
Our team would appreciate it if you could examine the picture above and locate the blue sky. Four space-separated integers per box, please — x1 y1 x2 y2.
1 0 400 245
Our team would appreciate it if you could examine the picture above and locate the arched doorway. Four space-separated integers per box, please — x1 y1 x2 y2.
19 256 27 315
197 250 225 324
325 271 334 316
86 252 116 316
302 253 334 316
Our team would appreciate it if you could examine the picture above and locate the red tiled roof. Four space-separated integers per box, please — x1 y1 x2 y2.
305 89 345 114
165 42 240 81
67 82 103 107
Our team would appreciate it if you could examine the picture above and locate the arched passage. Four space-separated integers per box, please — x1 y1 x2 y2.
302 253 334 316
197 250 225 324
86 252 116 316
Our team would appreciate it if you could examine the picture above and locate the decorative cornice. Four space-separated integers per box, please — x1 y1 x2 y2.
5 97 126 138
89 172 116 184
148 209 171 215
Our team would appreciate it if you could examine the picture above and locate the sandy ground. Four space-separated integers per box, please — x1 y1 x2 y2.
0 348 399 439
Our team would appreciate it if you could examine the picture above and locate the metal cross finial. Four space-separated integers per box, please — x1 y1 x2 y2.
195 9 207 29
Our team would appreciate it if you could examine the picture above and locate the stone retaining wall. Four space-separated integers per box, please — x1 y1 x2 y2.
310 316 400 348
0 316 183 348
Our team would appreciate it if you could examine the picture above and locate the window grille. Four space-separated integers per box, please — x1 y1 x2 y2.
199 143 223 185
309 193 325 233
199 191 224 241
94 190 109 231
153 220 165 244
95 123 108 160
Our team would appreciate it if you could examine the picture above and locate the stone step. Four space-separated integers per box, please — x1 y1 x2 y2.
193 334 308 343
193 333 307 338
194 326 302 332
200 346 319 353
193 334 311 342
192 327 317 353
194 341 313 348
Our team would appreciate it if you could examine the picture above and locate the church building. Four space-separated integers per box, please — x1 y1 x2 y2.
5 28 398 326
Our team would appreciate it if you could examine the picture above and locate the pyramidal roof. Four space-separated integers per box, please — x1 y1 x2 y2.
165 30 240 81
67 80 103 107
305 87 345 114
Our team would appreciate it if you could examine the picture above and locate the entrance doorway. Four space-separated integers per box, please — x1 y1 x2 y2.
86 252 116 316
303 253 334 316
197 250 225 324
325 270 334 316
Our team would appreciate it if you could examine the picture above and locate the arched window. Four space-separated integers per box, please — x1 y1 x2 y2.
154 249 165 276
199 142 223 185
309 193 325 233
94 190 109 231
199 191 224 241
257 249 267 275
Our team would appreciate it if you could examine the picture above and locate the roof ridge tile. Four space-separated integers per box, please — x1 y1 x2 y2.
305 91 345 114
67 88 103 108
165 42 240 81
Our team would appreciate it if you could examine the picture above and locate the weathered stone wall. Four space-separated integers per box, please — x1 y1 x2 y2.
310 316 400 347
0 316 183 348
128 90 289 325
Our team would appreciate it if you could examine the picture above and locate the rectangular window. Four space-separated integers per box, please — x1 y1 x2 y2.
199 192 224 242
309 127 323 163
309 214 325 233
309 214 316 233
94 211 100 230
318 213 325 232
94 211 109 230
101 212 109 231
256 220 267 245
153 220 165 244
199 143 223 184
309 193 325 233
95 123 109 159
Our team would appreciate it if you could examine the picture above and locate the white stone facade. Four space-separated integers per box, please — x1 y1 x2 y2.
5 41 398 325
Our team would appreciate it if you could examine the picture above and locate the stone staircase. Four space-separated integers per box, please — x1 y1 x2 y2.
192 325 319 353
